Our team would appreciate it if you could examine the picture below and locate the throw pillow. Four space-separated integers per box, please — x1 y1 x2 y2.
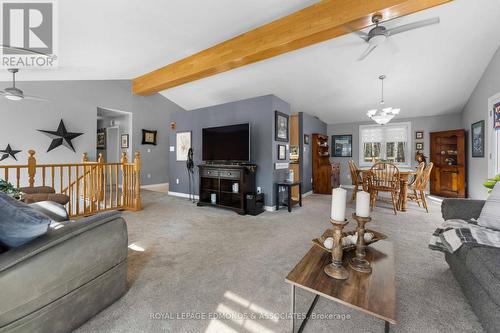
478 183 500 231
0 192 51 248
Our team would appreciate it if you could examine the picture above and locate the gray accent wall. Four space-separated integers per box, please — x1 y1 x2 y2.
328 114 462 186
168 94 291 207
299 112 327 194
0 80 184 186
461 45 500 199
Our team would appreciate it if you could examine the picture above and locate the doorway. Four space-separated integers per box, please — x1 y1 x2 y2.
96 107 132 162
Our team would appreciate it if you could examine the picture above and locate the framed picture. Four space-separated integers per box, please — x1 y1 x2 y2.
415 142 424 151
415 131 424 140
142 129 157 145
471 120 485 158
275 111 289 142
494 102 500 129
97 130 106 149
121 134 129 149
331 135 352 157
176 131 191 161
277 144 286 160
304 134 309 145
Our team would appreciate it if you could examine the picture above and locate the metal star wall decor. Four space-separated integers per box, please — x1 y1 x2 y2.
0 144 21 161
38 119 84 153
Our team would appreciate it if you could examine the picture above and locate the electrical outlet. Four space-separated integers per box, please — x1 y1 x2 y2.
147 174 151 179
176 178 179 184
147 148 151 153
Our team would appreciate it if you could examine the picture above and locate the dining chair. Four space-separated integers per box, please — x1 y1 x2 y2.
368 162 400 214
408 162 434 212
410 162 426 187
348 160 361 200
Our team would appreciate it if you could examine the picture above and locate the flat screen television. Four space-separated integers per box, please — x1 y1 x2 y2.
202 123 250 162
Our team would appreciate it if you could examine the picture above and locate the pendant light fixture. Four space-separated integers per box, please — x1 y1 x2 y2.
366 75 400 125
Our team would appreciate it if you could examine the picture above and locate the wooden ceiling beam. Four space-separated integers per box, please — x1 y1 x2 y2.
132 0 452 95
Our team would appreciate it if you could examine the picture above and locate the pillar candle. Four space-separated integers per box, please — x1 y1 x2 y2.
331 187 347 221
356 191 371 218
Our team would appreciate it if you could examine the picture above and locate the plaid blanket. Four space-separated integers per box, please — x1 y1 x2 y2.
429 219 500 253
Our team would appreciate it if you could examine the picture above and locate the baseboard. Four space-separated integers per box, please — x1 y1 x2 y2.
302 191 313 197
141 182 169 190
168 191 199 200
264 205 276 212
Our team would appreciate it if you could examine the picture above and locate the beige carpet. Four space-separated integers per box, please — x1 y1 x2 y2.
76 191 483 333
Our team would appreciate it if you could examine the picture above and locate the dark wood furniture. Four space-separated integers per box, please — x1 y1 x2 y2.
286 232 396 333
275 180 302 212
312 134 332 194
430 129 466 198
331 162 340 189
197 164 256 215
358 168 416 212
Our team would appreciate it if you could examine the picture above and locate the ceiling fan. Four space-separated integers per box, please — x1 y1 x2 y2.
0 68 49 102
353 14 440 61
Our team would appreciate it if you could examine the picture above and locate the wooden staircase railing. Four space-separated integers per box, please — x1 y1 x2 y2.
0 150 142 217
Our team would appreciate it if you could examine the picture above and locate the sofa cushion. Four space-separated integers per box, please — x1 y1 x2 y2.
478 183 500 231
0 192 51 248
465 245 500 306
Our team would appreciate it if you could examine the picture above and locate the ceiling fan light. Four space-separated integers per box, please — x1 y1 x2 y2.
5 94 23 101
369 34 386 46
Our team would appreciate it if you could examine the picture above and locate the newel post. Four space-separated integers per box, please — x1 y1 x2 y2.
121 152 128 206
97 153 104 201
134 151 141 210
27 150 36 187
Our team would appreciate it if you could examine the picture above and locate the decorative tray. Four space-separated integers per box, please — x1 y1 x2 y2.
312 229 387 253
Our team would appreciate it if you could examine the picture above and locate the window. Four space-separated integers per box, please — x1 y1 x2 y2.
359 122 411 167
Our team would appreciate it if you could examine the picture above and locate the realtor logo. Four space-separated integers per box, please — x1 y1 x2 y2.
1 0 57 68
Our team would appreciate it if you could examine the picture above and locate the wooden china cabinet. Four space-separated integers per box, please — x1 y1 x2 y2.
312 134 332 194
430 129 466 198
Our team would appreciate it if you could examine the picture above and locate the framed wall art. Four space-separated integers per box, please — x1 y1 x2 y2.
176 131 191 161
331 135 352 157
142 129 157 145
471 120 485 158
275 111 289 142
277 144 286 160
121 134 129 149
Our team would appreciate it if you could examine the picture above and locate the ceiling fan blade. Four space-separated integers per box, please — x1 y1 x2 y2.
386 17 440 36
23 94 50 102
358 44 377 61
343 24 370 42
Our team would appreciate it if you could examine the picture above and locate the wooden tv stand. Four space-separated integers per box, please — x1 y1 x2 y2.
197 164 257 215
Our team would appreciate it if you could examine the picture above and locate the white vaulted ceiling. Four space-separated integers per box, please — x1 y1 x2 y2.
2 0 500 124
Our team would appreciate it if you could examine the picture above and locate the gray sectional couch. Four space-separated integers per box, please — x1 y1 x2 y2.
0 211 128 333
441 199 500 333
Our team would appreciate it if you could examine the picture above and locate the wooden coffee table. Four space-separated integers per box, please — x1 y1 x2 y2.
285 232 396 332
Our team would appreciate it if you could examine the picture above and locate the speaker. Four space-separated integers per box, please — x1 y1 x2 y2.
246 193 264 216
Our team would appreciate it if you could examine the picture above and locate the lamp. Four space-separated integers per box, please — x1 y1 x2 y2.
367 75 400 125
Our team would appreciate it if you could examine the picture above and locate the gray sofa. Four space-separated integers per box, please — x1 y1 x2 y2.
0 210 128 333
442 199 500 333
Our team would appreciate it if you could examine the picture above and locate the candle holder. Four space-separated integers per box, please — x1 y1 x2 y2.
348 213 372 274
324 219 349 280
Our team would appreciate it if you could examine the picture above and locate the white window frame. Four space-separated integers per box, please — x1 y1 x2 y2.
487 92 500 177
359 122 412 167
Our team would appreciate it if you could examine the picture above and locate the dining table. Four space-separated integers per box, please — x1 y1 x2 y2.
357 167 416 212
